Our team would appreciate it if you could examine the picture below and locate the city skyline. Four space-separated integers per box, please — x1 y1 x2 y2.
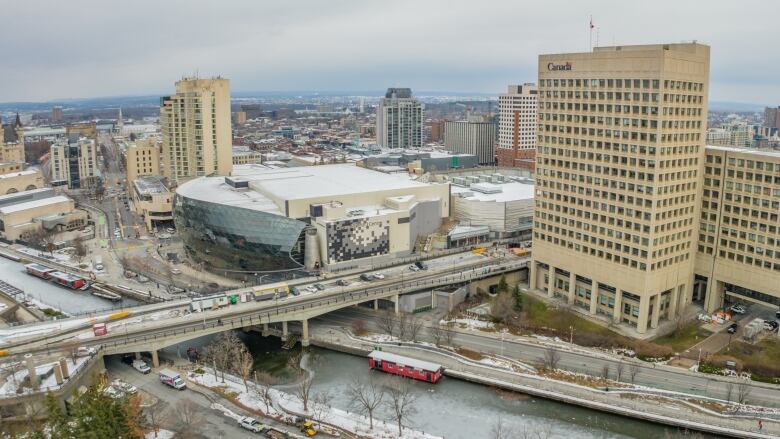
1 0 779 105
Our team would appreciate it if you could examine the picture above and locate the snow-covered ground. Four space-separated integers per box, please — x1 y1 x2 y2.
189 369 442 439
0 316 91 344
0 355 91 396
439 318 495 330
144 429 174 439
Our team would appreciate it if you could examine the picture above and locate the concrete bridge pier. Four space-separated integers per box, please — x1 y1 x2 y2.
151 350 159 368
134 352 142 360
374 299 379 310
394 295 399 314
301 319 309 347
261 323 269 337
281 321 288 341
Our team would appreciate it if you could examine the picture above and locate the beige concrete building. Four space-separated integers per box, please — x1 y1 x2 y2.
696 145 780 311
0 189 87 241
50 137 100 189
376 88 423 149
130 176 173 231
0 169 44 195
443 120 496 165
232 146 263 165
705 119 752 148
530 43 710 334
496 84 538 168
125 139 161 183
160 77 232 185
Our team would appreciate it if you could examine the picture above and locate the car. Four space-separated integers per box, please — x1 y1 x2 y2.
75 347 97 357
727 322 739 334
763 320 779 331
103 385 123 399
112 379 137 394
336 279 349 286
290 286 300 296
373 273 386 280
132 359 151 374
408 264 420 272
170 268 182 275
313 283 326 291
360 273 374 282
166 228 175 234
730 304 747 314
414 261 428 270
238 417 265 433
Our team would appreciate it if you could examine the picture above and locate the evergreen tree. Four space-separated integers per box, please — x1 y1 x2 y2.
44 392 69 439
513 284 523 312
497 274 508 293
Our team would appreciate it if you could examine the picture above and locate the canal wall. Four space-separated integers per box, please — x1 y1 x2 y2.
309 329 778 439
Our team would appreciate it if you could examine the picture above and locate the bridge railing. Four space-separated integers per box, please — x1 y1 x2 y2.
90 260 527 352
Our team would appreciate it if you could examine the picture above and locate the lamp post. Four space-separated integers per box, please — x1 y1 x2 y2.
569 325 574 344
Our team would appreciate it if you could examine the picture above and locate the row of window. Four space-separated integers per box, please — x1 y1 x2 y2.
539 78 703 92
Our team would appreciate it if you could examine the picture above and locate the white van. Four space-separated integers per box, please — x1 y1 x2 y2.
94 256 104 271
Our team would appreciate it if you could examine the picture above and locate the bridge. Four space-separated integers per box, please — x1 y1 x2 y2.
11 253 529 368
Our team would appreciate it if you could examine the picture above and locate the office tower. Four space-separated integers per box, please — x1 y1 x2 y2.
51 106 63 123
126 138 161 183
376 88 423 149
443 120 497 164
765 106 780 130
496 84 538 168
50 136 99 189
696 146 780 312
530 43 710 334
160 77 232 185
0 114 25 166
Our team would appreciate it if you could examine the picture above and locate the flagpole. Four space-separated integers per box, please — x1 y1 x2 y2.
589 15 593 52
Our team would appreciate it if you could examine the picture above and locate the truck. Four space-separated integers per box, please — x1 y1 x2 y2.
92 323 108 336
159 368 186 390
188 293 229 312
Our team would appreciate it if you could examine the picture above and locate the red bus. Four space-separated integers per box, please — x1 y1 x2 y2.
25 263 56 279
48 271 89 290
367 350 443 383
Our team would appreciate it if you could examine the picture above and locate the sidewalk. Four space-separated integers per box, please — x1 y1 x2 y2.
311 328 780 439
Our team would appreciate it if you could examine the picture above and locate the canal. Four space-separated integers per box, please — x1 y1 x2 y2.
216 334 699 439
0 259 138 316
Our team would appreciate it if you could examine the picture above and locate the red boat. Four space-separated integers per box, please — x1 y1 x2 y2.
48 271 89 290
367 350 443 383
25 263 56 279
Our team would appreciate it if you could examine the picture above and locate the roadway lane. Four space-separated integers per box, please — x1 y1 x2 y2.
315 307 780 408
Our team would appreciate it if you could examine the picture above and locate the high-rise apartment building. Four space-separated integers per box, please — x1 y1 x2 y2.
696 145 780 311
50 137 100 189
764 106 780 129
160 77 232 185
443 120 496 164
376 88 423 149
125 139 161 183
530 43 710 333
51 106 63 123
496 84 537 168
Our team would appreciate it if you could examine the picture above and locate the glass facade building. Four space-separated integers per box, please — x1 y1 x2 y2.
173 193 307 271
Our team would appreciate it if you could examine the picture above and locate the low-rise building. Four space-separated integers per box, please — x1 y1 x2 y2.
0 169 44 195
125 139 160 183
130 176 173 232
232 145 264 165
0 188 87 241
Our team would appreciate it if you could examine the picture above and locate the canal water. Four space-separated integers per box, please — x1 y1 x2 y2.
0 259 138 316
230 334 700 439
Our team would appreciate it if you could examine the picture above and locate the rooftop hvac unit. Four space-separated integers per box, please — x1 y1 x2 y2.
470 183 503 194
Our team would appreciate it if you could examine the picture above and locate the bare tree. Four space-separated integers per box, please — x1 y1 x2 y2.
73 237 88 264
491 290 517 324
725 382 734 403
397 312 409 340
601 364 610 381
519 421 554 439
204 330 243 383
386 377 417 434
443 321 456 347
290 351 320 412
430 324 443 346
628 363 640 383
145 402 164 438
543 347 560 370
311 391 333 426
377 310 396 337
253 371 276 415
406 315 424 342
176 399 204 438
237 345 254 392
736 381 751 404
615 362 625 382
347 377 385 430
491 416 511 439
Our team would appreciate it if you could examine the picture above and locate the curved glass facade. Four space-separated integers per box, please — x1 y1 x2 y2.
173 193 307 271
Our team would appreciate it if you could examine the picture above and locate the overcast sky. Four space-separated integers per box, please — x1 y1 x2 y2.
1 0 778 104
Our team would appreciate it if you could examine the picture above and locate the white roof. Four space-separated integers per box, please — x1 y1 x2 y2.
0 170 38 179
0 195 71 215
368 350 442 372
452 182 534 202
706 144 780 159
176 176 283 215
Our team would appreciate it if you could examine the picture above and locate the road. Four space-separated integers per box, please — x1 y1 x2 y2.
105 356 259 439
314 307 780 408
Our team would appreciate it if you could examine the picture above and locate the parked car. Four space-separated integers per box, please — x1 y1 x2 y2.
727 322 739 334
408 265 420 272
730 304 747 314
336 279 349 286
103 385 123 399
763 320 779 331
373 273 386 280
112 379 137 394
170 268 182 275
414 261 428 270
238 417 266 433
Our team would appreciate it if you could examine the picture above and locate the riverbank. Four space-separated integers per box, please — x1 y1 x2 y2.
309 326 778 439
